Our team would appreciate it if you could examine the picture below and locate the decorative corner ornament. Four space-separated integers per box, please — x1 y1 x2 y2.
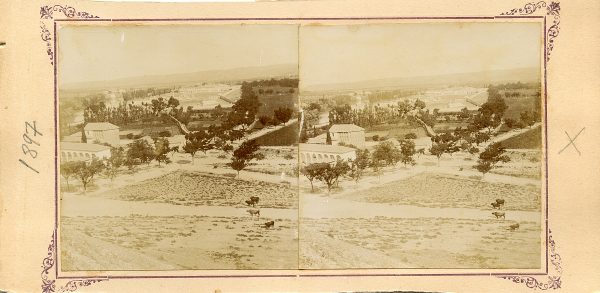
41 232 108 293
39 5 99 65
501 1 561 62
498 229 562 290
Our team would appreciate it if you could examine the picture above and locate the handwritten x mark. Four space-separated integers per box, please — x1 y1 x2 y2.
558 127 585 155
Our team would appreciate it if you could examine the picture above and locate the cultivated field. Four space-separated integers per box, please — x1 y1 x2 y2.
340 172 541 212
62 214 298 270
300 217 540 269
98 170 298 209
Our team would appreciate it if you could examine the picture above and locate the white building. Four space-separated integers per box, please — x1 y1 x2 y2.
60 142 111 163
84 122 120 146
299 143 356 165
329 124 366 149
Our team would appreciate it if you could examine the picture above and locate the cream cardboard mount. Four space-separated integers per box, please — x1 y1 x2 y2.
1 0 599 292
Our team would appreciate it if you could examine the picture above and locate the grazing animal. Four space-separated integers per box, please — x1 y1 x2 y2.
509 223 520 231
492 212 505 219
245 196 260 207
491 202 502 209
264 221 275 229
246 209 260 220
496 199 505 205
417 148 426 157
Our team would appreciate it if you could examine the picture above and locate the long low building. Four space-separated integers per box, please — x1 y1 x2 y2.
60 142 111 163
299 143 356 165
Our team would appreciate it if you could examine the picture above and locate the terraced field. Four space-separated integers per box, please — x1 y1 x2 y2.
99 171 298 209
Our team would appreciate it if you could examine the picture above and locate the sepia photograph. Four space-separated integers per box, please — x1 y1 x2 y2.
57 24 300 270
56 21 545 272
298 22 545 269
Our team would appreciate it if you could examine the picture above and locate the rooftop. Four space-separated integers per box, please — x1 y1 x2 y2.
84 122 119 131
329 124 365 133
60 142 111 152
299 143 356 154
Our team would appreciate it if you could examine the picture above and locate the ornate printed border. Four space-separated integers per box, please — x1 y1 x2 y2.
39 5 99 65
41 232 108 293
40 2 562 292
498 230 562 290
501 1 561 62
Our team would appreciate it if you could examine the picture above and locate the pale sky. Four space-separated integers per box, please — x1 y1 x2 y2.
58 24 299 86
299 22 542 88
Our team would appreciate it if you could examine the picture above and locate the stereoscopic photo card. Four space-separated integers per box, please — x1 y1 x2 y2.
1 0 599 292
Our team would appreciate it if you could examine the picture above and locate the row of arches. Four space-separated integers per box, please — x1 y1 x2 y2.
300 152 341 164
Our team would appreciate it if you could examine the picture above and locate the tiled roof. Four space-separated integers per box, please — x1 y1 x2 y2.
84 122 119 131
299 143 356 154
60 142 111 152
329 124 364 133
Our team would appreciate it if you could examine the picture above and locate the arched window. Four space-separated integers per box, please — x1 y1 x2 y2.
336 155 341 160
318 154 323 160
85 153 90 158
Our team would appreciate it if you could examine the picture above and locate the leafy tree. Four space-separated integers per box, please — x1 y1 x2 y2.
504 118 517 129
349 149 370 182
475 142 510 178
429 143 445 166
60 161 80 191
230 157 247 177
186 130 213 155
81 128 87 143
301 163 325 192
414 99 426 110
274 107 294 125
74 158 105 192
316 160 350 194
520 111 536 128
229 139 260 176
258 115 272 126
104 146 125 180
153 137 172 166
182 140 199 163
328 104 353 124
168 146 179 157
299 120 309 143
372 141 402 166
126 139 155 165
399 139 417 167
370 153 384 180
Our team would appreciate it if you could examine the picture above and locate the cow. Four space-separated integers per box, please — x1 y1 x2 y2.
492 212 505 219
245 196 260 207
496 199 505 206
246 209 260 220
491 202 502 209
509 223 520 231
264 221 275 229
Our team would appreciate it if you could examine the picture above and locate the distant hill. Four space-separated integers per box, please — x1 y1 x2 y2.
61 63 298 91
302 67 540 92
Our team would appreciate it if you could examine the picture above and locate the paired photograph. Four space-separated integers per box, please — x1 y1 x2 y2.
57 22 544 271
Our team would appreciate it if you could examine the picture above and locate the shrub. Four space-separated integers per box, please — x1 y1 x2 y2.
404 132 418 139
217 154 227 159
255 153 266 160
126 133 134 139
283 153 294 160
158 130 172 137
372 135 380 141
